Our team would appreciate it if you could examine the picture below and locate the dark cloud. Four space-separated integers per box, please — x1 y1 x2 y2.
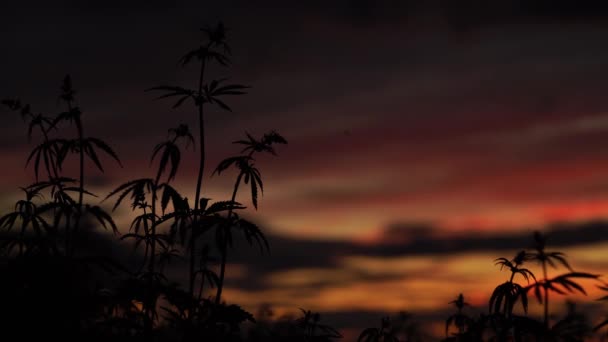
223 220 608 292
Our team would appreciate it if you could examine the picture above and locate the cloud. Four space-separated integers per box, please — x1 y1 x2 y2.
223 219 608 292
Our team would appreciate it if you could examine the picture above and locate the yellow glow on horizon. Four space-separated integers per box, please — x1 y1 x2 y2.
222 244 608 326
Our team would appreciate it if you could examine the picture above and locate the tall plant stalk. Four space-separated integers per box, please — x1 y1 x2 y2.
214 173 241 305
53 77 85 257
191 51 208 297
213 131 286 304
148 23 249 303
149 190 158 276
71 102 84 257
528 232 597 331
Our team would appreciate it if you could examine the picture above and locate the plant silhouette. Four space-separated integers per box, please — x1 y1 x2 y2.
357 313 422 342
3 21 608 342
212 130 286 304
594 284 608 340
490 250 535 318
526 231 599 329
147 22 248 300
444 293 474 338
0 76 125 341
359 316 400 342
296 308 343 341
436 232 603 342
53 76 122 256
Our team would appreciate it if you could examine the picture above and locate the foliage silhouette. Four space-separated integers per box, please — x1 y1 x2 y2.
293 308 343 342
490 250 535 317
212 130 285 304
437 232 603 342
53 76 121 256
106 122 198 336
526 231 599 329
444 293 474 338
358 316 405 342
147 21 248 301
3 21 608 342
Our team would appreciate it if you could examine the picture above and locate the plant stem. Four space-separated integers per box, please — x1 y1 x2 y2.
70 102 84 257
142 205 154 336
214 173 242 305
38 124 63 253
190 50 208 298
150 188 158 275
145 184 159 335
506 271 516 317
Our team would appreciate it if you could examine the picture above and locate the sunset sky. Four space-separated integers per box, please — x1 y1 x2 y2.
2 1 608 338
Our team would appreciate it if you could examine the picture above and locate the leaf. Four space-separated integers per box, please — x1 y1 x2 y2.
250 177 258 209
85 205 118 233
52 107 82 129
550 252 573 271
158 183 183 214
209 97 232 111
489 282 508 314
84 142 104 172
105 178 154 211
237 218 269 253
26 139 63 180
87 137 122 168
55 138 76 169
145 85 195 99
213 156 251 175
205 200 245 214
517 267 536 284
151 141 181 183
63 186 97 198
548 272 600 296
533 284 542 304
519 285 528 313
263 130 288 145
27 114 53 141
129 214 154 235
211 83 249 96
178 46 230 66
168 124 195 148
172 95 190 109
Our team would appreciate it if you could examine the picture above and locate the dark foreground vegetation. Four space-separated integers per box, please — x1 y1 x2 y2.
1 23 608 341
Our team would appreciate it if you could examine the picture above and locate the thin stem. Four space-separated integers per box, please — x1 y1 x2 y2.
190 55 207 298
150 185 159 275
214 173 242 305
457 306 463 334
69 101 84 257
144 186 159 335
142 206 154 336
37 123 63 253
38 125 59 181
505 271 516 317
